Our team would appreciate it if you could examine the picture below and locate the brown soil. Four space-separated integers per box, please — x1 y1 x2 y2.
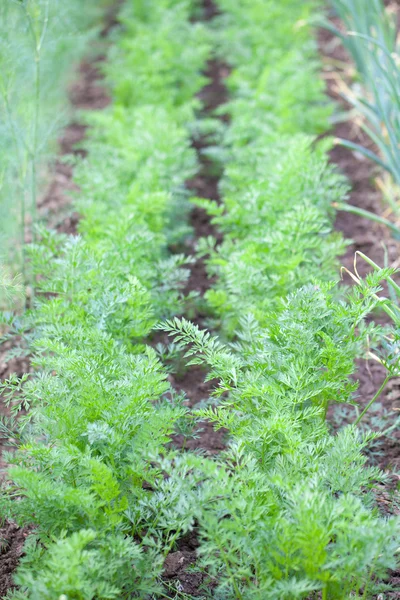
39 58 110 235
159 3 229 596
319 19 400 599
170 366 227 454
185 57 229 301
0 522 33 598
37 0 122 233
318 26 400 474
169 6 229 453
162 531 211 598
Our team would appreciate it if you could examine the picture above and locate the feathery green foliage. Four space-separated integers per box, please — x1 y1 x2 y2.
1 0 399 598
200 0 346 335
214 0 332 138
158 0 400 597
1 1 212 597
0 0 109 273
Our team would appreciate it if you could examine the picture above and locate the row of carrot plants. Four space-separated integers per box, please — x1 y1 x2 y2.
164 0 400 597
1 0 212 597
0 0 399 599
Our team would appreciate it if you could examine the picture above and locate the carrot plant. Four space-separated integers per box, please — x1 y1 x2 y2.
0 1 213 597
160 0 400 597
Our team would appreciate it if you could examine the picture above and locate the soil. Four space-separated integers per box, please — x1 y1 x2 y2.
39 57 111 236
185 56 228 301
1 1 400 598
158 2 230 595
162 531 210 598
318 25 400 474
0 522 33 598
167 1 229 453
169 366 227 455
319 20 400 600
36 0 123 236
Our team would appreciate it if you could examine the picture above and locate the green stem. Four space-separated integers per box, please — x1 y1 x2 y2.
28 49 40 306
335 138 393 175
32 53 40 246
356 251 400 296
221 552 243 600
25 0 49 302
334 202 400 238
354 375 390 426
361 558 377 600
21 186 26 300
377 415 400 438
0 87 28 294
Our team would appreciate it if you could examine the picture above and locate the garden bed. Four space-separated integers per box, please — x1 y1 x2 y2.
0 0 399 598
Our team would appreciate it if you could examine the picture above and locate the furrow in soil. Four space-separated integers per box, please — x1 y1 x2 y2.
318 23 400 488
168 6 229 456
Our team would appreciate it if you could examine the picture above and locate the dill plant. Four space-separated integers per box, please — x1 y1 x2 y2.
0 0 105 278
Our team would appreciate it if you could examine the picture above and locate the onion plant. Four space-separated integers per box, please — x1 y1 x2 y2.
343 251 400 419
327 0 400 203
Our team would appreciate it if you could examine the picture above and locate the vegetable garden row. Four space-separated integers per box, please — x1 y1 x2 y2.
0 0 399 598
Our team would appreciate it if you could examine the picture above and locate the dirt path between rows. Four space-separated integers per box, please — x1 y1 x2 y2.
160 2 230 595
319 18 400 599
168 54 229 458
319 23 400 477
